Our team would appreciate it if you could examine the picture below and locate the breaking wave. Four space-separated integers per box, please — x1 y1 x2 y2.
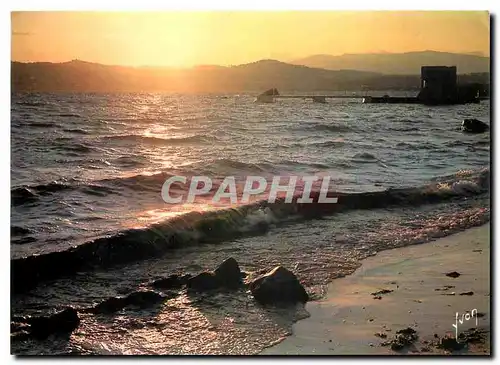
11 168 490 292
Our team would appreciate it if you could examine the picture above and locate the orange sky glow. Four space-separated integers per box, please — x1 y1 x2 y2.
11 11 490 67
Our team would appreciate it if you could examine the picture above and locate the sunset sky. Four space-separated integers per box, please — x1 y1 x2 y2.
11 11 490 67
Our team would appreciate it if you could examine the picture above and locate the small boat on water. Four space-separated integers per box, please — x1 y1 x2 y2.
255 88 279 103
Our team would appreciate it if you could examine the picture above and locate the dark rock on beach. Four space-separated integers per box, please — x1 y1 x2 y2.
187 257 243 292
13 307 81 339
381 327 418 351
445 271 461 278
187 272 221 292
214 257 243 289
91 290 165 314
151 274 191 290
124 290 165 307
249 266 309 305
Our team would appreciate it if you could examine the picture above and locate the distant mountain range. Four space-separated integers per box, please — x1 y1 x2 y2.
291 51 490 75
11 51 490 93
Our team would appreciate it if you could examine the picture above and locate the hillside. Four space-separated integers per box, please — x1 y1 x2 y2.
11 60 382 93
291 51 490 75
11 58 489 93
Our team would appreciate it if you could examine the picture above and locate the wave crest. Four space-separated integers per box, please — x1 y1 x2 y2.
11 168 490 292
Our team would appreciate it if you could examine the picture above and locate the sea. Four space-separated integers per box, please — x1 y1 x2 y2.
11 92 490 355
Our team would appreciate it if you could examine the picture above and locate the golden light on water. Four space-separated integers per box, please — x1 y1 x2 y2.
136 204 219 224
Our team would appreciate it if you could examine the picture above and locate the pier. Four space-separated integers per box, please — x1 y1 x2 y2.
256 92 418 104
255 90 368 103
256 66 483 105
274 95 365 99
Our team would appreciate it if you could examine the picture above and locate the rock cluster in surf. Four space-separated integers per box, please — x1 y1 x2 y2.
11 257 309 342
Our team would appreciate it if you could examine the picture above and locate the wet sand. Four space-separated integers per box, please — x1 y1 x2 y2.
261 223 490 355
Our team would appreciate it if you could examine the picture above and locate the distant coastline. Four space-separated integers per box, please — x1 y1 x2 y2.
11 51 490 94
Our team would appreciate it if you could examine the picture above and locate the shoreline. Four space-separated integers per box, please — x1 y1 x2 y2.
261 223 490 355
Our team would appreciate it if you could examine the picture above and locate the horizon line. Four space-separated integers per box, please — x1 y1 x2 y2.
10 49 490 69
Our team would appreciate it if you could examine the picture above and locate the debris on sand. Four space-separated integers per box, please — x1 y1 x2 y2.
438 336 465 352
381 327 418 351
445 271 461 278
434 285 455 291
435 328 488 353
459 291 474 296
458 328 488 344
371 289 393 296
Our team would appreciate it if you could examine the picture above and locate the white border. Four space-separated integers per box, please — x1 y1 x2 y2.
6 1 500 11
4 2 498 365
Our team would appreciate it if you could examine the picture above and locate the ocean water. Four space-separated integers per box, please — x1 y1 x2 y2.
11 93 490 355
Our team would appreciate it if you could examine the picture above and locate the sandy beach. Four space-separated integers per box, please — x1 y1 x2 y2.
261 223 490 355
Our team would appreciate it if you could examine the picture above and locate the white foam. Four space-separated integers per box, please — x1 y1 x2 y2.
436 180 481 195
451 180 482 194
242 207 277 230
